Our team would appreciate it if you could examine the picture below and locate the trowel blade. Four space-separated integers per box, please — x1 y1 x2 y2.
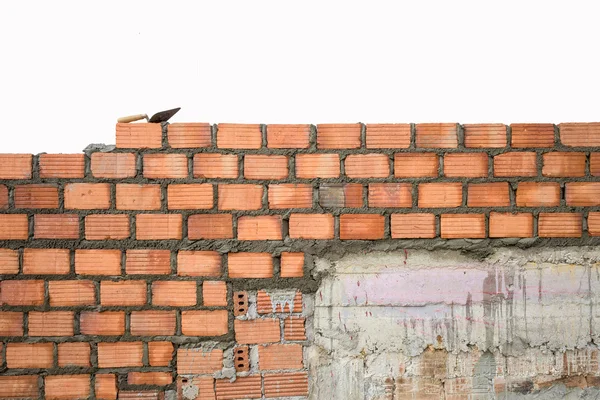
148 107 181 123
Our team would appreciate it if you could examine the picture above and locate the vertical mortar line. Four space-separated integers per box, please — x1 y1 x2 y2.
142 341 149 367
187 152 193 180
362 183 368 208
37 375 44 400
74 311 81 335
121 249 127 276
288 153 295 181
136 151 143 178
129 214 136 242
23 309 29 337
533 210 539 237
211 124 218 148
334 213 340 240
585 152 591 177
27 213 34 241
7 184 14 209
161 121 169 148
17 247 23 274
360 123 367 149
273 255 281 279
438 153 444 178
384 213 391 239
197 279 203 308
435 214 441 238
553 123 560 148
160 182 168 213
457 123 465 149
44 280 50 310
175 308 182 336
506 124 513 149
339 153 346 178
309 124 317 151
261 124 267 148
410 123 416 149
239 154 245 180
181 211 189 242
89 374 96 400
462 182 468 208
32 154 40 180
536 150 544 179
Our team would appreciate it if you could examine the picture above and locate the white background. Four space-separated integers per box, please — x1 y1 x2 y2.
1 1 599 153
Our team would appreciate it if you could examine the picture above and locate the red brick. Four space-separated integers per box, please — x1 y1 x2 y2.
244 155 289 179
289 213 334 239
516 182 560 207
101 281 147 306
441 214 486 239
560 122 600 147
467 182 510 207
228 252 273 278
494 152 537 177
218 184 263 210
267 124 310 148
566 182 600 206
136 214 182 240
152 281 197 306
416 123 458 148
542 152 586 177
23 248 70 275
91 153 136 178
148 342 173 367
97 342 143 367
181 310 228 336
0 154 32 179
64 183 111 209
317 123 361 149
589 212 600 236
143 153 188 178
126 249 171 275
366 123 410 148
0 214 28 240
264 372 309 398
34 214 79 239
188 214 233 240
319 184 363 208
0 376 38 398
284 316 306 341
95 373 117 400
0 184 7 209
268 184 313 209
235 319 280 344
116 123 162 148
28 311 74 336
489 212 533 238
177 347 224 374
85 214 130 240
463 123 507 148
6 343 54 368
257 290 302 314
394 153 439 178
281 252 304 278
39 154 85 178
217 123 262 149
238 215 282 240
14 184 58 208
233 291 249 316
0 280 44 305
46 374 90 399
193 153 239 178
203 281 227 306
75 249 121 275
80 312 125 336
340 214 385 240
178 376 215 400
168 122 211 148
296 154 340 178
130 310 176 335
58 342 91 367
0 312 24 336
592 153 600 176
418 182 462 208
511 123 555 147
345 154 390 178
127 372 172 386
49 280 95 306
390 213 436 239
234 346 250 373
216 375 262 400
177 250 222 277
167 184 213 209
116 184 162 210
259 344 304 371
444 153 488 178
0 249 18 274
368 183 411 208
539 213 582 238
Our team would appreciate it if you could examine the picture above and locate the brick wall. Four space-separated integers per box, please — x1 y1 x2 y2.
0 121 600 399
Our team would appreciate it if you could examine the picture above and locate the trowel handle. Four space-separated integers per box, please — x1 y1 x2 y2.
117 114 148 123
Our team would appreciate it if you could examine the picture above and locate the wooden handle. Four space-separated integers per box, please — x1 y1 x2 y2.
117 114 148 123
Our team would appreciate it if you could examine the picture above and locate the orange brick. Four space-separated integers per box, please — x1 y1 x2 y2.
0 214 28 240
167 184 213 209
566 182 600 206
234 346 250 372
75 249 121 275
6 343 53 368
126 249 171 275
319 183 363 208
366 123 410 149
235 319 280 344
39 154 85 178
203 281 227 306
58 342 91 367
296 154 340 178
418 182 463 208
394 153 439 178
181 310 228 336
0 249 18 274
217 123 262 149
259 344 303 370
97 342 143 367
130 310 176 335
441 214 486 239
143 153 188 178
46 374 90 399
116 184 162 210
416 123 458 148
14 184 58 209
390 213 436 239
267 124 310 148
178 376 215 400
244 155 289 179
592 153 600 176
489 212 533 238
65 183 111 210
257 290 302 314
218 184 263 210
28 311 74 336
539 213 582 237
101 281 147 306
280 252 304 278
340 214 385 240
0 376 38 398
368 183 411 208
118 390 162 399
234 292 249 316
542 152 586 177
289 213 334 239
284 316 306 341
493 152 537 177
188 214 233 240
168 122 211 148
264 372 309 398
345 154 390 178
467 182 510 207
216 375 262 400
560 122 600 147
238 215 282 240
588 212 600 236
177 347 224 374
444 153 488 178
85 214 130 240
0 312 23 335
268 184 313 209
91 153 136 178
34 214 79 239
463 124 507 148
152 281 197 306
177 250 222 277
0 154 32 179
136 213 182 240
148 341 174 367
23 248 69 275
228 252 273 278
0 184 7 209
193 153 239 178
116 123 162 148
127 372 172 386
511 123 555 147
80 311 125 335
516 182 560 207
0 280 44 306
95 373 118 400
49 280 95 306
317 123 361 149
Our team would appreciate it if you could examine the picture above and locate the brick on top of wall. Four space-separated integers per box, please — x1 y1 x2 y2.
560 122 600 147
167 122 211 148
126 249 171 275
317 123 361 149
0 154 32 179
366 123 411 149
463 123 507 148
136 213 182 240
264 372 309 397
116 123 162 148
217 123 262 149
0 280 44 306
181 310 228 336
280 252 304 277
75 249 122 276
39 153 85 178
415 123 458 148
267 124 311 148
511 123 555 148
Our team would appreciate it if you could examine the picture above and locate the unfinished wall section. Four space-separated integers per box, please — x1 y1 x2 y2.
0 122 600 399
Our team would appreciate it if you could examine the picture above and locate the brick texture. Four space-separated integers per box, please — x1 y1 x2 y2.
366 123 411 148
463 123 507 148
395 153 439 177
91 153 137 178
39 154 85 178
267 124 310 148
416 123 458 148
511 123 555 147
168 122 211 148
244 155 288 179
494 152 537 177
317 123 361 149
217 123 262 149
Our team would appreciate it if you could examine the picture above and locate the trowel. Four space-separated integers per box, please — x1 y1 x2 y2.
117 107 181 123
